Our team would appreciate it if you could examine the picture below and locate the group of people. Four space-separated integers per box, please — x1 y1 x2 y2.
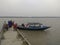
3 20 28 31
3 20 18 31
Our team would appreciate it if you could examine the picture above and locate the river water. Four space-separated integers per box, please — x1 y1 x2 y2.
0 18 60 45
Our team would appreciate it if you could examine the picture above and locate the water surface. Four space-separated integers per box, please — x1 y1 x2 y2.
0 18 60 45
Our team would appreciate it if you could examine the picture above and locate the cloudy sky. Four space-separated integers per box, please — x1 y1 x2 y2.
0 0 60 17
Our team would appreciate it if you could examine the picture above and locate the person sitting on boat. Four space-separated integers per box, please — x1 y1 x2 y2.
25 24 29 28
21 23 25 27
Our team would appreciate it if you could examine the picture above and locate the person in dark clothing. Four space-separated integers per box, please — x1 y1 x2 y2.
8 20 13 28
21 23 25 27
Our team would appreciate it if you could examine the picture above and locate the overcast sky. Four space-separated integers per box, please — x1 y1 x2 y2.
0 0 60 17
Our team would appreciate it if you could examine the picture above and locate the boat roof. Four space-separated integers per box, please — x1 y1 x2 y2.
27 23 42 25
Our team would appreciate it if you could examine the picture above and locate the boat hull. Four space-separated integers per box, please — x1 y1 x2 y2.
17 26 50 31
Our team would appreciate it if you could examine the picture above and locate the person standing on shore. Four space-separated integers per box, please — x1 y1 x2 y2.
8 20 13 28
3 21 8 31
13 23 17 31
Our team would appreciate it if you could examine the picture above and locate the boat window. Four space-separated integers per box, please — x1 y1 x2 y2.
41 25 44 28
29 25 34 26
35 24 39 26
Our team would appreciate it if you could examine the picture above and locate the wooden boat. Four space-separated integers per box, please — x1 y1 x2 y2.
17 23 50 30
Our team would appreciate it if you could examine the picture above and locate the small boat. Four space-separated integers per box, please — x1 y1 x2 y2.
17 23 50 30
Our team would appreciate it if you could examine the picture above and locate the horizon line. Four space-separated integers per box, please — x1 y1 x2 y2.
0 16 60 18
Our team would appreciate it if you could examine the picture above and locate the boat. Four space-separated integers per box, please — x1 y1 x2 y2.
17 23 50 30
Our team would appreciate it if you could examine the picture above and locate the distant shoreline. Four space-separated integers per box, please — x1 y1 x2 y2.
0 16 60 18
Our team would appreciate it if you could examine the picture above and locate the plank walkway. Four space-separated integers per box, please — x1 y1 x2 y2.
1 28 23 45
